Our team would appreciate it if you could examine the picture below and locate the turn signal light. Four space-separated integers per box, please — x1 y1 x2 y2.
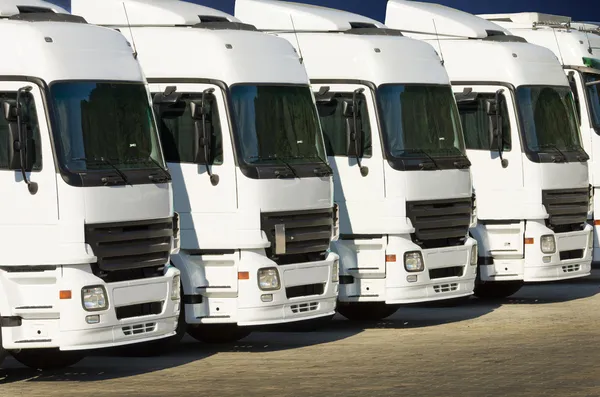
524 238 534 245
59 290 72 300
238 271 250 280
385 254 397 262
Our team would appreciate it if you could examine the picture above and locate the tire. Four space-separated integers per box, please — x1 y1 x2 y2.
187 324 251 344
336 302 399 321
11 349 84 371
474 263 524 299
0 323 7 368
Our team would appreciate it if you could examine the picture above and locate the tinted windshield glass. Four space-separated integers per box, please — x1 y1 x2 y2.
516 86 582 151
378 84 465 158
585 74 600 128
230 85 326 164
51 82 164 171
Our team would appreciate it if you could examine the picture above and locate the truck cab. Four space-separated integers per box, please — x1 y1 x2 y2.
386 1 593 299
0 1 180 370
72 0 339 343
478 13 600 265
236 0 477 321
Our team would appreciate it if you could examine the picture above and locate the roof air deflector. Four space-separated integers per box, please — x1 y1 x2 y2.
8 12 87 23
17 5 54 13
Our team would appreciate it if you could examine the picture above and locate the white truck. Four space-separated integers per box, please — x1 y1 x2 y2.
385 1 593 299
0 1 181 370
476 13 600 265
235 0 477 320
72 0 339 343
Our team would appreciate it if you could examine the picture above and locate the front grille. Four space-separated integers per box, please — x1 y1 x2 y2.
433 283 459 293
406 198 472 249
291 302 319 314
559 249 584 261
286 283 325 299
562 264 581 273
261 208 333 265
429 266 464 280
86 218 173 281
116 301 163 320
542 188 588 233
122 322 156 336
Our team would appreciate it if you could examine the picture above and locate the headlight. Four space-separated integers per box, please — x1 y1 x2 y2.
258 268 281 291
540 235 556 254
332 259 339 283
171 274 181 300
589 230 594 249
404 251 424 273
470 245 478 266
81 286 108 312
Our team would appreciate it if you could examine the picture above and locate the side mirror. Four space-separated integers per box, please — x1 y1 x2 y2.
190 101 212 166
3 99 34 172
153 90 186 120
3 100 18 122
485 98 504 152
344 100 363 158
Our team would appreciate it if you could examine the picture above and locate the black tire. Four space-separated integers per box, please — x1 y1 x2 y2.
116 291 186 357
11 349 84 371
187 324 251 344
0 323 7 368
336 302 399 321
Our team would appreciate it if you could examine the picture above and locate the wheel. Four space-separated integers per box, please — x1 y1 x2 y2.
336 302 399 321
0 323 7 367
187 324 251 344
474 263 524 299
116 289 186 357
11 349 84 371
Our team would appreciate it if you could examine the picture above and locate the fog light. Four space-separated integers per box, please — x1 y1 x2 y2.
470 245 478 266
261 294 273 302
404 251 424 272
81 286 108 311
171 274 181 300
406 275 418 283
332 259 339 283
85 315 100 324
543 256 552 263
258 268 280 291
540 235 556 254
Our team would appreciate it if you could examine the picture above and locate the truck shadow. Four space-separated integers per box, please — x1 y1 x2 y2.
503 273 600 305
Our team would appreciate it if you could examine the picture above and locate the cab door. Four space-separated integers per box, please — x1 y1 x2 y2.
454 84 525 259
0 81 59 262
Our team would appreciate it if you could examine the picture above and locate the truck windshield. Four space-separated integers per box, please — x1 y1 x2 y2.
378 84 466 158
585 73 600 129
50 81 165 171
516 85 583 152
230 85 326 165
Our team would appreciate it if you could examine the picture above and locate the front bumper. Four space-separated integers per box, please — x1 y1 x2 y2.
1 266 180 351
177 250 339 327
336 236 477 305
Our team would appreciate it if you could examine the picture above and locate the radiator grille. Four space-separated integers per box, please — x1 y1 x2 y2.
406 198 472 249
559 249 584 261
429 266 464 280
261 208 333 265
542 188 588 233
286 283 325 299
86 218 173 281
116 301 163 320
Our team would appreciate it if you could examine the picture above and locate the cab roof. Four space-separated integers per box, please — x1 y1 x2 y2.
71 0 240 26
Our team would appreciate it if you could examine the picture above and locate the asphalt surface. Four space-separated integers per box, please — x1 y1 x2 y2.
2 270 600 397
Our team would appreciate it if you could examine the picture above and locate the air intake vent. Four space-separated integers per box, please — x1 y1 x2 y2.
199 15 229 23
193 21 257 31
542 188 588 233
349 22 378 29
17 6 54 14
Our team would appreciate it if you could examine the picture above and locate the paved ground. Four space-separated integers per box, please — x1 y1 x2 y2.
3 271 600 397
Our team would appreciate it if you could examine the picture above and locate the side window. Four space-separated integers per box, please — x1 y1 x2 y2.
316 92 372 157
457 94 511 151
0 92 42 170
156 94 223 165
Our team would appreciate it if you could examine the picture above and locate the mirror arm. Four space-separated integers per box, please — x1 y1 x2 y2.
352 88 368 177
16 86 37 195
495 89 508 168
200 88 219 186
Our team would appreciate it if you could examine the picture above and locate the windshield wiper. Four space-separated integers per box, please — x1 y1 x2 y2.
125 156 172 183
436 147 472 169
536 144 568 163
248 155 299 179
280 155 333 177
70 157 132 185
397 149 440 170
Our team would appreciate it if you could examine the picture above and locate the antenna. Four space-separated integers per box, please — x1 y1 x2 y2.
122 2 138 59
432 18 444 66
584 29 594 55
551 27 565 65
290 15 304 64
